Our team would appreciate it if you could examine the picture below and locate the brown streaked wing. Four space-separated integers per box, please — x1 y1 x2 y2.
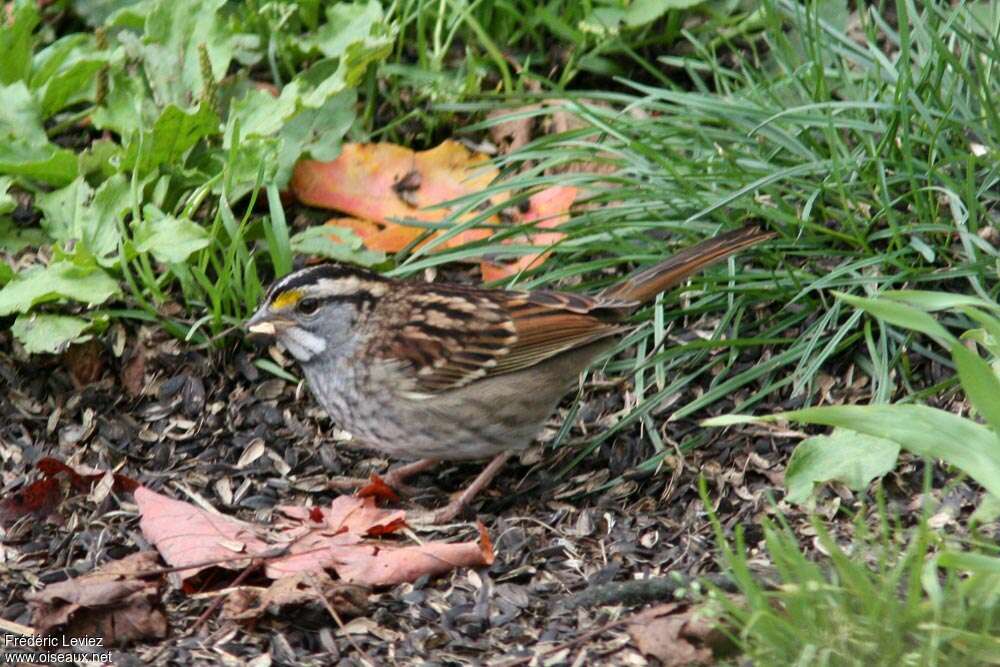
488 291 626 377
369 284 626 393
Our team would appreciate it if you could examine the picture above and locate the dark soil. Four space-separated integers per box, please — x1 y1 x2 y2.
0 320 974 666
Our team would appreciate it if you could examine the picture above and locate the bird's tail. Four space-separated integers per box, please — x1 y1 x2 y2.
598 225 776 305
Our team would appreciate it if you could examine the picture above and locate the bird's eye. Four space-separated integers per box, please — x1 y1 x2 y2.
297 298 320 316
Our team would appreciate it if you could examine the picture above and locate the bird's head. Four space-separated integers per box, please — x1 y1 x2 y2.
245 263 388 363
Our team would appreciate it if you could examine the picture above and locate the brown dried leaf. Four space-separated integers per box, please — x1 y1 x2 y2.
222 571 368 621
120 344 147 398
626 603 717 667
25 551 168 646
62 339 105 387
488 105 540 154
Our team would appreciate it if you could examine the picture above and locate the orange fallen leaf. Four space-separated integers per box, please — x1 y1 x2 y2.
292 139 577 277
293 140 504 251
295 140 503 253
480 185 576 281
135 488 493 587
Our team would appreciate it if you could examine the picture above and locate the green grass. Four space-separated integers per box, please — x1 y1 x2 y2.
401 0 1000 475
705 479 1000 666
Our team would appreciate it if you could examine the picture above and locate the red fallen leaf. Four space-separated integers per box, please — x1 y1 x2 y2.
34 457 139 494
357 474 401 503
136 486 272 580
308 506 325 523
1 458 138 526
0 477 64 526
135 488 492 587
25 551 168 647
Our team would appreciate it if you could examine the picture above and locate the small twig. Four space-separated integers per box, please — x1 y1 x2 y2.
109 545 314 579
308 575 375 666
560 573 738 610
188 559 262 635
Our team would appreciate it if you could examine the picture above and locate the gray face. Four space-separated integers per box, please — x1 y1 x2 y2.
245 264 387 364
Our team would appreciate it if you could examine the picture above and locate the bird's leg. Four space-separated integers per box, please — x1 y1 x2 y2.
381 458 440 489
327 458 439 497
430 451 512 524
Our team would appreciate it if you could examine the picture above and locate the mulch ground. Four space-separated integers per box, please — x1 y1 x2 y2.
0 317 973 666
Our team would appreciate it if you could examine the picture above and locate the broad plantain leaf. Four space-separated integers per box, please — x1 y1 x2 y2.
0 262 120 315
11 313 92 354
784 428 900 504
133 215 210 264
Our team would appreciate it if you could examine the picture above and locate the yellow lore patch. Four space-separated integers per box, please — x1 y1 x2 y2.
272 289 303 310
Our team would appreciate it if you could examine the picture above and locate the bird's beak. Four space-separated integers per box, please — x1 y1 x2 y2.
244 309 291 345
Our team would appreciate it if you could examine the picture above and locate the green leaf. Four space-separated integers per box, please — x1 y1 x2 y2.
0 140 79 185
224 88 299 142
89 67 159 136
122 103 220 175
276 89 356 185
880 290 1000 313
78 139 126 180
836 292 958 347
35 174 130 263
289 226 385 266
777 405 1000 500
31 34 91 87
38 57 107 118
623 0 706 28
0 220 47 253
0 82 79 185
217 135 280 199
141 0 236 109
72 0 148 27
0 262 12 285
305 1 384 59
0 1 40 84
784 428 900 504
0 176 14 215
0 262 120 315
133 214 210 264
579 8 626 36
952 342 1000 434
11 313 92 354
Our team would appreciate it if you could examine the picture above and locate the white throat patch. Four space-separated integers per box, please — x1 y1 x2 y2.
278 326 328 362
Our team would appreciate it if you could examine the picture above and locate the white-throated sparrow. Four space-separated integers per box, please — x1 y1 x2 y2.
246 225 774 521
